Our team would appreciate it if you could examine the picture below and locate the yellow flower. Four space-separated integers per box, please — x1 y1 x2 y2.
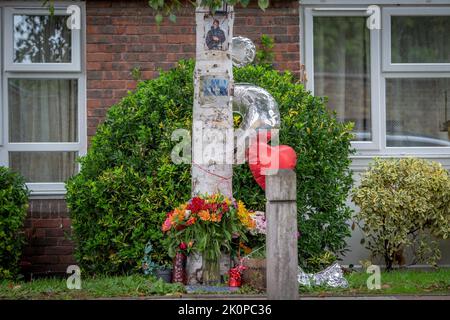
224 197 232 206
237 201 256 230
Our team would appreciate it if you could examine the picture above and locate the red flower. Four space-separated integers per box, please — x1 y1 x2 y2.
187 197 206 213
206 202 219 212
176 224 186 231
179 242 187 250
221 202 229 213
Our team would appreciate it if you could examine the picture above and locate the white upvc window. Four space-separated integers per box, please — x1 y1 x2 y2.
4 6 81 72
0 2 86 196
301 1 450 158
304 7 382 150
382 7 450 72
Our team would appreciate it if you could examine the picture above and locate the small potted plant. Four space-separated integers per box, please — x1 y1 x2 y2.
142 241 159 276
142 242 174 283
156 262 173 283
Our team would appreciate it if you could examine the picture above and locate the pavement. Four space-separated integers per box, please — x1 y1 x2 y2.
104 294 450 300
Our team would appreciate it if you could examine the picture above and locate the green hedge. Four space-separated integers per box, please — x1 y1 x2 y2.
66 60 354 274
0 167 29 279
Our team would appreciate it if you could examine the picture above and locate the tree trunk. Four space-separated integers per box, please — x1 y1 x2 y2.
191 3 234 198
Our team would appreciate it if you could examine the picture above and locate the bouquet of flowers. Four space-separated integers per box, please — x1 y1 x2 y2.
162 193 256 267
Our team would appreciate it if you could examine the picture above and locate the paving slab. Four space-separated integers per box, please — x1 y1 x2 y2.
101 294 450 300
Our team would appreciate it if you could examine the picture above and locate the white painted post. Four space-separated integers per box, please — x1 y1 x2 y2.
191 3 234 198
187 2 234 285
265 169 299 300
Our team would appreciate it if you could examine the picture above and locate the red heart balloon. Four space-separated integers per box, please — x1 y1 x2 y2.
248 142 297 190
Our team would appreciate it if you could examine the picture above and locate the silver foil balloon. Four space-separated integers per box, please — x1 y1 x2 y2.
231 37 280 148
298 263 349 288
233 83 280 148
231 36 256 67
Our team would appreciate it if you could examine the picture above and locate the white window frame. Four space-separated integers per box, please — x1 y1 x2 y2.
301 1 450 158
4 6 81 72
382 7 450 72
303 7 382 151
0 1 86 196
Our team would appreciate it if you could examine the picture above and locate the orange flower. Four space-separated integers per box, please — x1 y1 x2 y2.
198 210 211 221
172 207 185 223
210 213 222 223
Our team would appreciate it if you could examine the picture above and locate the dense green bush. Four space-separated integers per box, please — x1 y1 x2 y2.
352 158 450 270
67 60 354 274
0 167 29 279
233 65 355 270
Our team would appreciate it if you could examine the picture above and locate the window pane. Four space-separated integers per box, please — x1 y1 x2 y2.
314 16 371 141
386 78 450 147
9 79 78 143
9 152 77 183
14 14 72 63
391 16 450 63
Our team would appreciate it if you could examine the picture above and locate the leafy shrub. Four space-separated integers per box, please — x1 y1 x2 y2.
352 158 450 270
67 62 193 274
255 35 275 67
67 166 172 274
306 251 337 272
67 60 354 274
233 65 354 271
0 167 29 279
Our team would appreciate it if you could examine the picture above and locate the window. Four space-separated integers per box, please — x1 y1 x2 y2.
4 7 81 71
386 78 450 147
302 1 450 156
0 3 85 195
313 15 373 143
383 7 450 71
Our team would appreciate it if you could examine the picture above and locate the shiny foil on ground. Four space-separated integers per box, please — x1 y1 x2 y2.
298 263 349 288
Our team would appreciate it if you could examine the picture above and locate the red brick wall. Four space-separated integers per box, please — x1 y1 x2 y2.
21 200 76 277
86 0 300 138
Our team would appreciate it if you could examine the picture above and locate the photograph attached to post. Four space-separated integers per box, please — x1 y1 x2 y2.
200 75 230 104
204 15 229 51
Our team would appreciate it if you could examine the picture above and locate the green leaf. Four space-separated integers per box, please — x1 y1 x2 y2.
169 13 177 23
148 0 160 10
155 13 163 25
240 0 250 7
258 0 269 10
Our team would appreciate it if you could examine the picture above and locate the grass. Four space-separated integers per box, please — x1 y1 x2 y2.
0 275 185 300
300 268 450 296
0 269 449 299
